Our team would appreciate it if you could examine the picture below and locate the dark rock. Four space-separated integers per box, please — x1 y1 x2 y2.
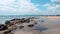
5 21 10 24
21 18 25 20
19 20 25 23
0 24 8 31
25 20 30 23
28 24 34 27
10 19 21 21
19 26 24 29
5 21 14 26
24 18 31 23
5 21 11 25
18 18 30 23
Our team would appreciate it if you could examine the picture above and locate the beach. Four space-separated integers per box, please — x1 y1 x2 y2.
40 16 60 34
41 16 60 20
0 16 60 34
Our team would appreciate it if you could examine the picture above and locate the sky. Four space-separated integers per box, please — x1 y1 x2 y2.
0 0 60 15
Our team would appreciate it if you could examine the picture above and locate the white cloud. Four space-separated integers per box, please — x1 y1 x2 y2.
0 0 19 12
0 0 40 15
44 4 51 7
50 0 60 2
18 0 40 15
44 3 60 11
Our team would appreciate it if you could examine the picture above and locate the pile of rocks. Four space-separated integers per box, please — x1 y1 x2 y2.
0 17 39 34
5 18 32 26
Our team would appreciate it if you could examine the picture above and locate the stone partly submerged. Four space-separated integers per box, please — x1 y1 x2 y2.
3 30 12 34
0 24 8 31
19 26 24 29
28 24 34 27
8 25 17 30
5 18 38 26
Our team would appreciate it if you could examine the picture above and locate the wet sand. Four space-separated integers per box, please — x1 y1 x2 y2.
13 16 60 34
41 16 60 20
13 30 40 34
40 16 60 34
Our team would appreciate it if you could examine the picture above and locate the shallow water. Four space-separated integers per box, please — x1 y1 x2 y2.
0 15 39 24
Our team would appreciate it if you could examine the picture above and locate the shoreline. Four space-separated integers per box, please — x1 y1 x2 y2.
41 16 60 20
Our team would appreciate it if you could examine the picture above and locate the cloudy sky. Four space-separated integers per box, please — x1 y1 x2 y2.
0 0 60 15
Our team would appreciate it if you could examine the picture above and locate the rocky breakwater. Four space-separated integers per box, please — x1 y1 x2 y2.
0 24 12 34
0 17 40 34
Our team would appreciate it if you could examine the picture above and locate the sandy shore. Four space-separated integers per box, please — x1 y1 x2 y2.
40 16 60 34
41 16 60 20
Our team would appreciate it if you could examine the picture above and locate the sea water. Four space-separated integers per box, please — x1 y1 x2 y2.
0 15 39 24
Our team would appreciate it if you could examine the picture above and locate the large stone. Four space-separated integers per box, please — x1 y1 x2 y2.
3 30 12 34
10 19 21 21
5 20 13 27
19 26 24 29
8 25 17 30
0 24 8 31
28 24 34 27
